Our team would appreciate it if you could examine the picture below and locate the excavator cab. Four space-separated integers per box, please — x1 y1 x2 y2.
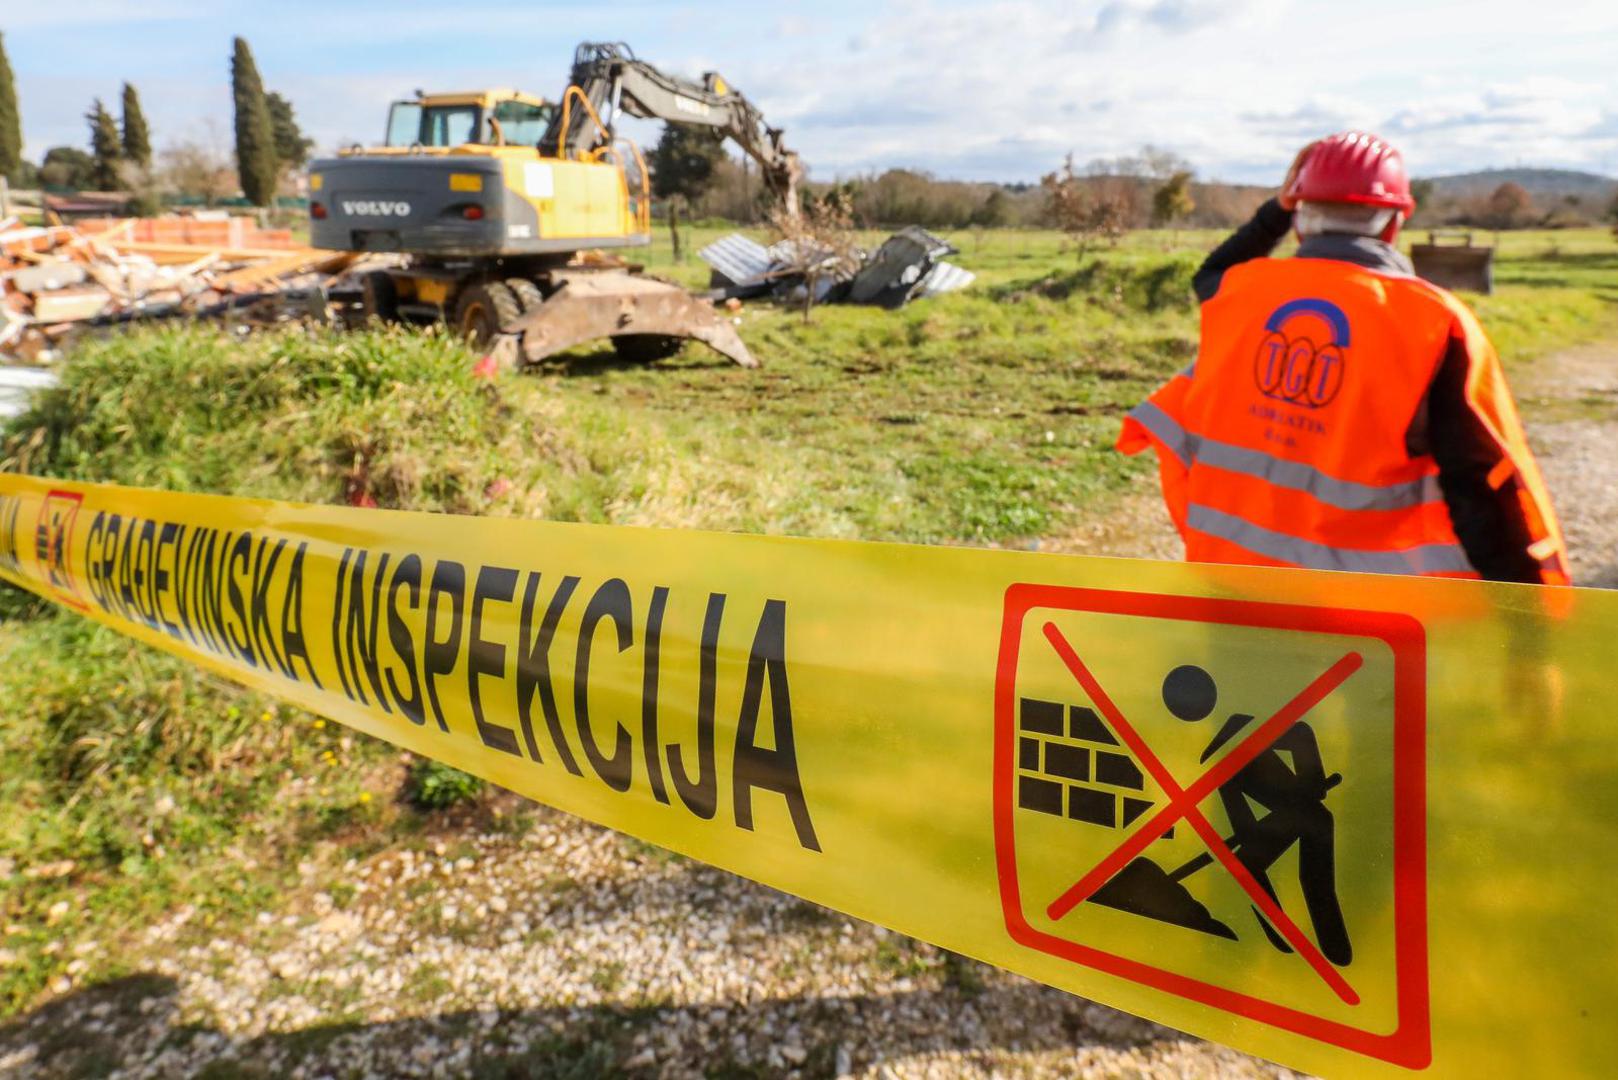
381 91 555 151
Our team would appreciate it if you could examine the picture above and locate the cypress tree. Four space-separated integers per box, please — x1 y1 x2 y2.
266 91 313 169
121 82 152 169
86 98 123 191
230 36 278 206
0 33 21 183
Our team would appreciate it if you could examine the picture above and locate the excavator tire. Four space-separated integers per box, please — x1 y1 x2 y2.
611 335 684 363
505 277 546 314
454 282 524 347
361 271 399 323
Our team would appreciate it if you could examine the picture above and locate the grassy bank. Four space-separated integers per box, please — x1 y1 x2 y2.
1 225 1614 1017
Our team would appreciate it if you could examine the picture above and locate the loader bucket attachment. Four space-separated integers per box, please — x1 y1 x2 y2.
512 270 757 367
1410 230 1494 295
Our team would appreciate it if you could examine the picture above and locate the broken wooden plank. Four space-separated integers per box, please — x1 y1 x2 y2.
211 250 358 290
106 240 329 263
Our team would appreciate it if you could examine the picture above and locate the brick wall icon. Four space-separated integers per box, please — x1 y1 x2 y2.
1016 697 1168 837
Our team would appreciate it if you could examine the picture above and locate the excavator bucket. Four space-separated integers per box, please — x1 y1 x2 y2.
511 270 756 367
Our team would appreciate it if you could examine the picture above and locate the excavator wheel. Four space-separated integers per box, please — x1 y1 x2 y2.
611 335 685 363
505 277 546 314
361 270 399 323
453 282 524 347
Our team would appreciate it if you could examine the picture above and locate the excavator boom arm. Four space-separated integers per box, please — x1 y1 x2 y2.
545 41 802 216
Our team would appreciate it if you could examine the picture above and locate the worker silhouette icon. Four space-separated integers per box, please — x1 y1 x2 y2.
1089 664 1352 967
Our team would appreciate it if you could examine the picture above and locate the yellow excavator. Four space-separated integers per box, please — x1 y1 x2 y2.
308 42 803 367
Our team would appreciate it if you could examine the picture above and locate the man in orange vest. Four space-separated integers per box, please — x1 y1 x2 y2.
1118 131 1569 584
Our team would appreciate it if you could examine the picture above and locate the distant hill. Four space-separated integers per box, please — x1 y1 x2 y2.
1422 168 1617 201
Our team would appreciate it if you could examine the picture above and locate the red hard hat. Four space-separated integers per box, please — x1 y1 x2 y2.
1290 131 1415 213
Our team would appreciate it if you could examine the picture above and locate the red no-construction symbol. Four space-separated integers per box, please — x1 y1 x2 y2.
993 584 1429 1068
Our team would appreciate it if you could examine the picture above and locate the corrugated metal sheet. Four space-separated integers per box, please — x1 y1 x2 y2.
698 234 773 287
0 366 56 421
915 261 976 298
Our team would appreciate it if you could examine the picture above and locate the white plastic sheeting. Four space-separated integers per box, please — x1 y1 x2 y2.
0 366 55 421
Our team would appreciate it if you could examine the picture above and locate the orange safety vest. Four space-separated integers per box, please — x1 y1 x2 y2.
1117 257 1570 584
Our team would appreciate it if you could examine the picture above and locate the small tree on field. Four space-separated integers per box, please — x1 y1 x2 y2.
1483 182 1536 230
1151 170 1196 239
86 99 124 191
971 187 1011 227
120 83 152 169
1608 192 1618 241
1044 154 1087 248
649 123 726 261
0 32 21 184
231 37 279 206
769 186 859 324
1043 153 1128 257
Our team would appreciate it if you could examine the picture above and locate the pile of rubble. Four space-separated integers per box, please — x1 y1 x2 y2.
699 225 975 308
0 212 359 363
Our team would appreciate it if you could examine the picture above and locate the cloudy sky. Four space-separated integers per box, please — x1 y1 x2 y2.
6 0 1616 185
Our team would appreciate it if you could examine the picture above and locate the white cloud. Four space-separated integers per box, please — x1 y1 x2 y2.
715 0 1618 182
8 0 1617 182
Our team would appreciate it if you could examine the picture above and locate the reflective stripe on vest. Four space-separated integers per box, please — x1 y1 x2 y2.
1128 400 1444 513
1186 503 1474 576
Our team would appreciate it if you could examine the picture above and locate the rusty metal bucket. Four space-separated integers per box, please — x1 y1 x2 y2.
1410 231 1494 295
510 269 756 368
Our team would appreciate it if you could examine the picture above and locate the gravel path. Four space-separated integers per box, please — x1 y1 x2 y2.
1 342 1610 1080
0 803 1295 1079
1515 340 1618 587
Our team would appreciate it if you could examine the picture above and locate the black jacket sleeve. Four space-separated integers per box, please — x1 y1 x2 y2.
1192 197 1294 303
1409 337 1542 583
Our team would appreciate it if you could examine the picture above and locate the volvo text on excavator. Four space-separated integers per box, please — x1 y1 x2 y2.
307 42 803 367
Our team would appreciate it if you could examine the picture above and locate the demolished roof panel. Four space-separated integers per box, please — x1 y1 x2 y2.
699 233 774 288
698 226 975 310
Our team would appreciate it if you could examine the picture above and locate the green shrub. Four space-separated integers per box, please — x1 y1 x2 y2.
405 759 485 810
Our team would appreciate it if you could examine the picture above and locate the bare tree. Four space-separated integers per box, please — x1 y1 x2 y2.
768 186 859 324
1043 154 1128 257
158 128 237 207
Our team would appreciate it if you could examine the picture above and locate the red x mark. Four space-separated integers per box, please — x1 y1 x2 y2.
1041 621 1364 1006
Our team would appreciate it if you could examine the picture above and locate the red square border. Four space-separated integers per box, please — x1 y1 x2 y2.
993 583 1429 1069
38 489 90 612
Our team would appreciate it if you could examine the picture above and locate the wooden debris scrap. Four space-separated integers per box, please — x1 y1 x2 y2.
0 211 355 360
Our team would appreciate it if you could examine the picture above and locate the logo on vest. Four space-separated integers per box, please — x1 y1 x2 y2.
1253 298 1349 409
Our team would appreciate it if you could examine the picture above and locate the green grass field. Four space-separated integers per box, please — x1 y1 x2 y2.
0 224 1613 1014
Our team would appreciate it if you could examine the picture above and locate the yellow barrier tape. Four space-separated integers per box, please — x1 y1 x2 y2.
2 473 1616 1077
